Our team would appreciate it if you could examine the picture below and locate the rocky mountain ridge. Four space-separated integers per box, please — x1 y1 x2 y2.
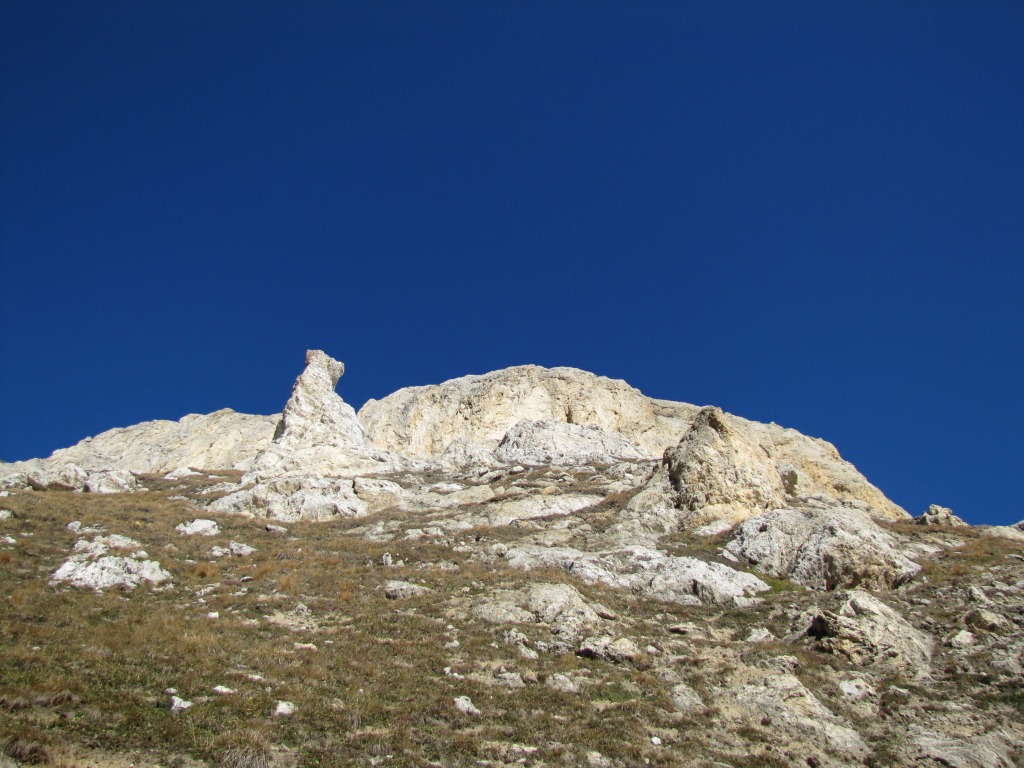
1 350 1021 768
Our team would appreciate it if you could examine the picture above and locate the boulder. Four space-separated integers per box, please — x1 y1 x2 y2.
915 504 968 526
384 580 433 599
84 469 139 494
52 533 170 591
578 635 642 662
176 519 220 536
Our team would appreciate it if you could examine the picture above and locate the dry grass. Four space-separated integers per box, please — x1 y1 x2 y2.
3 474 1019 767
0 482 703 767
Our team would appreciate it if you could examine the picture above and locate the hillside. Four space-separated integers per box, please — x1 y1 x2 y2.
1 350 1021 768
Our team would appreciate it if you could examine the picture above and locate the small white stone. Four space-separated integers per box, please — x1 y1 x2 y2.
650 736 662 746
176 519 220 536
170 695 193 713
212 685 235 695
0 510 13 521
207 612 220 619
274 700 296 717
453 695 481 716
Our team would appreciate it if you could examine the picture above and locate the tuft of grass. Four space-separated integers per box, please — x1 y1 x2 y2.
220 731 274 768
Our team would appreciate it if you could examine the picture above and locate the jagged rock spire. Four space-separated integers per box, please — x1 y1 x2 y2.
271 349 365 452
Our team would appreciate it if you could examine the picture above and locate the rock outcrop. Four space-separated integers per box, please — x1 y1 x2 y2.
808 590 934 675
504 544 770 606
726 504 921 590
0 410 276 483
214 351 397 521
359 365 698 458
663 406 786 526
247 350 385 478
495 420 646 466
915 504 968 526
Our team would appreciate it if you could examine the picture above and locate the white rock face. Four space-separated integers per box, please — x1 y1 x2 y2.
358 364 906 521
0 410 276 481
495 420 646 466
359 365 697 458
726 505 921 590
271 350 365 454
809 590 934 675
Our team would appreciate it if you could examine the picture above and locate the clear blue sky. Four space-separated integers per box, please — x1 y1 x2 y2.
2 2 1022 525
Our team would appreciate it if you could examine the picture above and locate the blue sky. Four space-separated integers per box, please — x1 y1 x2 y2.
1 1 1022 525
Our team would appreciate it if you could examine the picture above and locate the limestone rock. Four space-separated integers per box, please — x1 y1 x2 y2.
52 533 170 591
384 580 433 599
808 590 933 675
176 519 220 536
165 466 201 480
912 728 1020 768
717 671 867 754
669 683 704 714
359 364 695 458
483 493 602 527
453 696 481 716
664 406 786 526
359 364 906 521
578 635 642 662
504 544 770 606
437 438 499 471
84 469 139 494
2 410 276 480
915 504 968 526
272 350 364 453
247 350 390 478
472 583 604 646
726 505 921 590
209 475 368 522
495 420 645 466
28 464 89 491
523 583 602 642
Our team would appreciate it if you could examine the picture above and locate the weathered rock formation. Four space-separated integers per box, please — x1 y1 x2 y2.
495 420 646 466
726 504 921 590
915 504 968 526
0 409 276 483
808 590 934 675
358 365 699 458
